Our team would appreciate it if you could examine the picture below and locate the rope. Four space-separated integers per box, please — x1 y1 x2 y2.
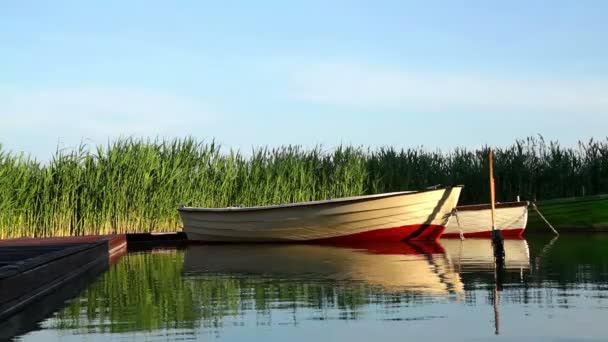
534 235 559 271
452 209 465 240
531 203 559 236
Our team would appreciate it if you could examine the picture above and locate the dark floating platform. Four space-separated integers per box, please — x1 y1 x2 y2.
126 232 188 251
0 232 194 339
0 235 127 340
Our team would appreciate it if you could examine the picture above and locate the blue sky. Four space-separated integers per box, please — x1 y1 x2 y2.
1 0 607 159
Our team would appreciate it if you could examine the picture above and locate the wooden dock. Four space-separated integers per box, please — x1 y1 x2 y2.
0 235 127 338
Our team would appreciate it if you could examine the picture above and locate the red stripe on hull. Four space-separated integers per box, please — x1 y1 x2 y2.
311 224 446 243
441 228 525 239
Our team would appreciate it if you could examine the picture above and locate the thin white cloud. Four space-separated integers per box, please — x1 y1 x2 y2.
0 86 218 158
0 86 218 137
288 62 608 114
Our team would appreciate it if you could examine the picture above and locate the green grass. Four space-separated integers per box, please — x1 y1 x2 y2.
527 194 608 230
1 136 607 238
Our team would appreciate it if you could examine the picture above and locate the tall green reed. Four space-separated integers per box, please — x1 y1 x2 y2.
1 136 606 237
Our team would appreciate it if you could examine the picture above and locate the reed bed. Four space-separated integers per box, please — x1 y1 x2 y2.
1 136 606 238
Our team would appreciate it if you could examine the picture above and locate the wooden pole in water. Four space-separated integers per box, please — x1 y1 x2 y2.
488 149 504 252
489 149 496 232
489 148 504 335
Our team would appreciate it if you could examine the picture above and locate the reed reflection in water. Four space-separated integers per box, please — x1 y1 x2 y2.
16 235 608 341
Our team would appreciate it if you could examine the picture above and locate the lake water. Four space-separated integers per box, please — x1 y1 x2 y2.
13 235 608 341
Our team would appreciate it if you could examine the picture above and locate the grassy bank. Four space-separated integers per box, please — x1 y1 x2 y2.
1 136 607 238
527 194 608 231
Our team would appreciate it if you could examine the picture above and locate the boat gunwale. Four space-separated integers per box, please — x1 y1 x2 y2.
454 201 529 212
178 185 463 213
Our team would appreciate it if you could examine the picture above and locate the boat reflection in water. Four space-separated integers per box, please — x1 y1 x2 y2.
440 238 531 335
183 242 464 295
440 238 530 272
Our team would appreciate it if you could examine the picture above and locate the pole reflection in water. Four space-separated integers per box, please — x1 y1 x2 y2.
493 243 505 335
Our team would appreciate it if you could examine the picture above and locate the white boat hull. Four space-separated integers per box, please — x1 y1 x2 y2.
443 201 528 238
178 186 462 242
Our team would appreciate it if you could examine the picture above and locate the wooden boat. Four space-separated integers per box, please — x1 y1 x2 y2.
178 186 462 242
182 243 464 294
443 201 528 238
441 238 530 271
527 194 608 232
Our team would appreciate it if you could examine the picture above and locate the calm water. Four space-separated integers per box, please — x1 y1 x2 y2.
13 235 608 341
